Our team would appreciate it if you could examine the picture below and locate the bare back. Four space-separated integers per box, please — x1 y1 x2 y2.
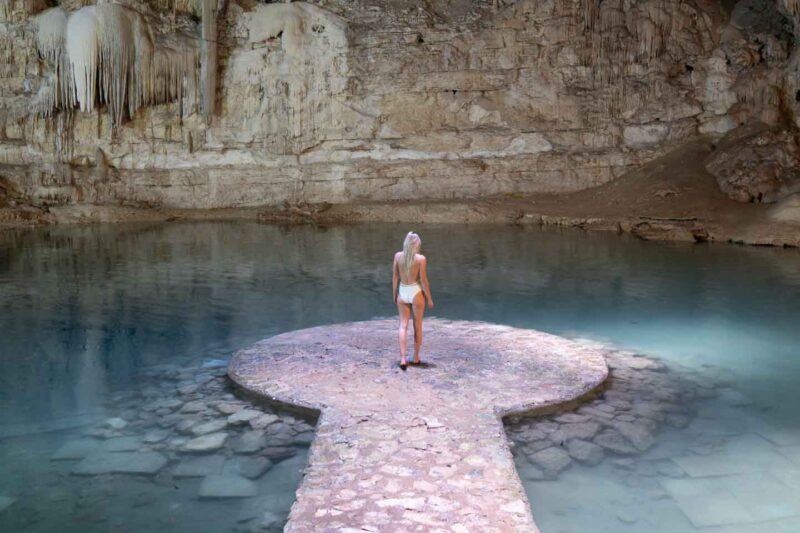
394 252 424 284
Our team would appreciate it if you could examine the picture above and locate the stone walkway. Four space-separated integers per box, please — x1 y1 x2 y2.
228 318 609 532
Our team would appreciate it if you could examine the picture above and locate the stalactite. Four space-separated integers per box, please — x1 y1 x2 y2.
200 0 216 121
33 3 199 129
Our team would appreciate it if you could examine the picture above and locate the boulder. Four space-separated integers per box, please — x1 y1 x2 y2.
706 128 800 203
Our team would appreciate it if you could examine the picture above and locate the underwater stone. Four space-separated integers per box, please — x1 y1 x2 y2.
227 409 262 425
51 439 102 460
0 496 16 513
71 452 168 476
183 432 228 452
528 447 572 473
190 419 227 436
232 430 266 454
143 429 170 444
198 475 258 498
102 436 142 452
180 400 207 413
594 429 639 455
249 413 280 429
232 456 273 479
566 439 604 466
103 417 128 430
173 455 225 478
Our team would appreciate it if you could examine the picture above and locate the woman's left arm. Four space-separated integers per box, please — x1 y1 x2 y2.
392 256 398 303
420 257 434 309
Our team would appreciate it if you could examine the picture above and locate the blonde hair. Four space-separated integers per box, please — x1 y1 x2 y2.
402 231 421 279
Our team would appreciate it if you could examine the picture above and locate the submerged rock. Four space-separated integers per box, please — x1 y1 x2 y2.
190 419 227 436
173 455 226 478
566 439 604 466
528 447 571 474
227 409 262 425
249 413 280 430
102 436 142 452
198 474 258 498
103 417 128 430
232 431 266 454
0 495 16 513
594 429 639 455
51 439 102 460
235 457 273 479
183 432 228 452
72 452 168 475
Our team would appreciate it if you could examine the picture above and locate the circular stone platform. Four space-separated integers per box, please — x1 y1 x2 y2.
228 318 609 532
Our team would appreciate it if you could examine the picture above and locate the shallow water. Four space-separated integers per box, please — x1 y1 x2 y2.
1 222 799 532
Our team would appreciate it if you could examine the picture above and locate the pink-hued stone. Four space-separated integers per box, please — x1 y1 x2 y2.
228 318 609 532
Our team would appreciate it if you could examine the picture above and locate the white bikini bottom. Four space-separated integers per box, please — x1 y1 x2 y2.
398 282 422 304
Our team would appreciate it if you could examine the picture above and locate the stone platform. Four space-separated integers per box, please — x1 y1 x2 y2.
228 318 609 532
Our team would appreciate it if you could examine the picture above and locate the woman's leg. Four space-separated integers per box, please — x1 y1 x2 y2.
397 300 411 366
411 291 426 363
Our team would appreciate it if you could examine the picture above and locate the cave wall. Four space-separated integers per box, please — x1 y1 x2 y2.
0 0 798 211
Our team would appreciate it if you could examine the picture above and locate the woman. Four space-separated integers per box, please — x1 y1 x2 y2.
392 231 434 370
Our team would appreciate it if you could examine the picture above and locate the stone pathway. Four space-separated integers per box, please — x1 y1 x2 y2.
228 318 609 532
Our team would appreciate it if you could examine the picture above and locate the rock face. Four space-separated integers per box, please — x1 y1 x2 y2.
706 128 800 203
0 0 798 215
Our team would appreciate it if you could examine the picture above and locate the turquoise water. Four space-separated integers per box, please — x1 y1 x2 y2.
1 222 799 532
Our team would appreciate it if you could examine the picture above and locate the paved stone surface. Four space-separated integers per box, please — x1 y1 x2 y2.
228 318 609 532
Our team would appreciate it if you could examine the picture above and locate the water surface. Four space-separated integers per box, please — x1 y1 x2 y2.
1 222 799 532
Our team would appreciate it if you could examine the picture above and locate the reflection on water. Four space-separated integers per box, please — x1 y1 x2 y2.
0 222 799 531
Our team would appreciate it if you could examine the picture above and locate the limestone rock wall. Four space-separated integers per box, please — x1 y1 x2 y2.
0 0 798 211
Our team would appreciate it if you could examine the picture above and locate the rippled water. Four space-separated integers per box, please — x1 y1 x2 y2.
1 222 799 532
